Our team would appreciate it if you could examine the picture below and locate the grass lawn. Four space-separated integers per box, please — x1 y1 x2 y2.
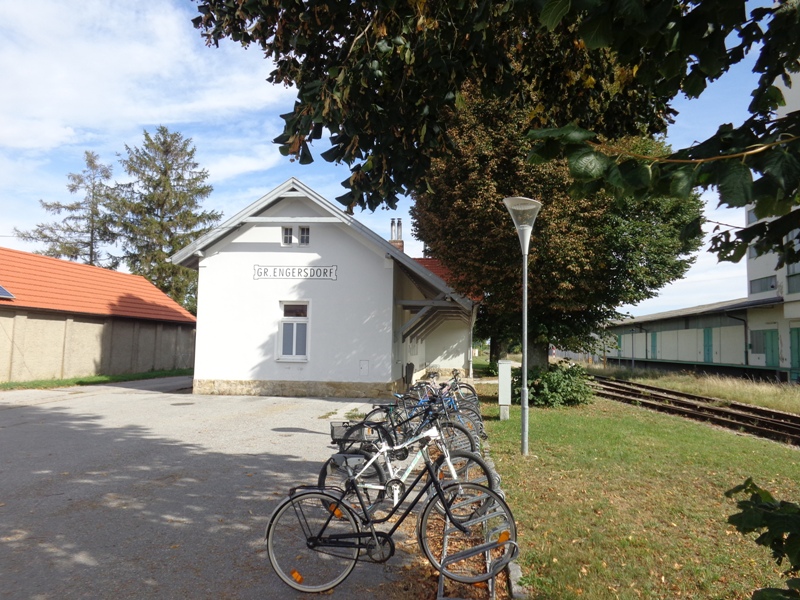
481 393 800 599
0 368 193 391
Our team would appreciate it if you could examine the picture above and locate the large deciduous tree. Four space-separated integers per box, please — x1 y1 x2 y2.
411 90 704 364
113 126 220 313
14 151 118 268
193 0 800 265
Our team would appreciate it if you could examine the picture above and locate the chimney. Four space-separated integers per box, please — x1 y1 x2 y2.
389 218 405 253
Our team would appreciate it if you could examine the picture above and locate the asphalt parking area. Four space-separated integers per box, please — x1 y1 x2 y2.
0 377 416 599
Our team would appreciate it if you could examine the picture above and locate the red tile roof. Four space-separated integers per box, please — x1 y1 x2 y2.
414 258 453 283
0 247 195 324
414 257 483 303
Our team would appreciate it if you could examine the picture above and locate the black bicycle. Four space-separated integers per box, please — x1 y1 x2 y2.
265 429 517 593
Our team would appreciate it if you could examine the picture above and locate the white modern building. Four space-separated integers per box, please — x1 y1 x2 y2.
605 81 800 381
171 178 477 397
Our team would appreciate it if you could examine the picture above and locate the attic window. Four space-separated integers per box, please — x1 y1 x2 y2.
299 226 310 246
282 227 293 246
0 284 14 300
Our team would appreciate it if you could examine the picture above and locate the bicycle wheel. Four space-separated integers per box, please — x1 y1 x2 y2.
437 421 478 454
417 482 517 584
363 407 406 445
455 381 479 398
267 491 360 593
433 450 495 490
318 448 387 514
340 420 394 453
448 406 484 441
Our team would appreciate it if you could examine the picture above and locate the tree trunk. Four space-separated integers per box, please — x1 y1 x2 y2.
490 337 510 364
527 339 549 370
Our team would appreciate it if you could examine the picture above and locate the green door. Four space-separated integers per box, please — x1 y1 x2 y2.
765 329 779 368
791 328 800 381
617 334 622 358
703 328 713 363
650 332 657 360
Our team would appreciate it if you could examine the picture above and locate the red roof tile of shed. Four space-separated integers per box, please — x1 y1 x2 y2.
0 247 195 324
414 257 483 303
414 258 453 282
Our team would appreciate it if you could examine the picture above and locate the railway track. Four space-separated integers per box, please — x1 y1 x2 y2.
591 375 800 447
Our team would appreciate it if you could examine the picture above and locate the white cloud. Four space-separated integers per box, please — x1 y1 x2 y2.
0 0 290 151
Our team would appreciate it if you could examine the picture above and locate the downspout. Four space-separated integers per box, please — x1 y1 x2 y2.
725 311 749 366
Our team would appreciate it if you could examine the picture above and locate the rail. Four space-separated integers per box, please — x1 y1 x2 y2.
591 375 800 447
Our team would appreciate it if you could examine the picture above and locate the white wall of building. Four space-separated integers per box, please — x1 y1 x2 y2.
194 196 394 387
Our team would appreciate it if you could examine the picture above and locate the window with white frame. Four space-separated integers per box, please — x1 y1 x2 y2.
299 226 310 246
282 227 293 246
279 302 308 359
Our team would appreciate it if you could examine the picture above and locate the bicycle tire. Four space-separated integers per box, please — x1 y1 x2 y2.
417 482 517 584
433 450 495 490
447 406 484 441
340 419 395 453
266 490 359 593
318 448 388 514
437 421 478 454
455 381 479 398
363 407 406 446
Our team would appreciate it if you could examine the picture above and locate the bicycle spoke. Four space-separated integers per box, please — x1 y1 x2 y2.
267 491 359 593
418 482 517 584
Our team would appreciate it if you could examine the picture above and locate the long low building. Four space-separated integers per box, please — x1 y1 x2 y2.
604 295 796 380
606 202 800 381
0 247 196 383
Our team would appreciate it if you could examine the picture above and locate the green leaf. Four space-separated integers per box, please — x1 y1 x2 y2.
578 13 613 49
614 0 646 21
718 161 753 207
680 216 703 243
568 147 608 180
617 159 651 190
669 167 696 198
540 0 571 31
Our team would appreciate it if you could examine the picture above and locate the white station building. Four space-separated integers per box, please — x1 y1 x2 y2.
171 178 477 397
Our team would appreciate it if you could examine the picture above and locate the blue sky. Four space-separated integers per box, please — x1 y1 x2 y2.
0 0 784 316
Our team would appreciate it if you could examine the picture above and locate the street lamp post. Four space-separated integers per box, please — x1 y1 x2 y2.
503 196 543 456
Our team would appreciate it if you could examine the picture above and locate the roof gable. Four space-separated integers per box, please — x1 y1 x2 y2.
0 247 195 323
171 178 474 311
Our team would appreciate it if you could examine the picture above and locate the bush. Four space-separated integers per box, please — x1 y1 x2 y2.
486 361 499 376
726 479 800 599
511 362 593 407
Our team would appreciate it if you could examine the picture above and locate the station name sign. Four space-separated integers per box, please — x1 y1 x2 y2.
253 265 338 280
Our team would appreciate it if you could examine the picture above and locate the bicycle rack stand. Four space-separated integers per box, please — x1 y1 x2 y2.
436 530 497 600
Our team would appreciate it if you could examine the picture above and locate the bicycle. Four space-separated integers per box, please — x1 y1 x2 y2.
364 393 483 450
265 428 517 593
319 418 497 513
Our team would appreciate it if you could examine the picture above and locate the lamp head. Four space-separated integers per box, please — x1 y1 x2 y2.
503 196 542 255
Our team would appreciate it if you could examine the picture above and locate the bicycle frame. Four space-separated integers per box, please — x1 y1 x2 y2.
334 426 458 507
315 436 470 541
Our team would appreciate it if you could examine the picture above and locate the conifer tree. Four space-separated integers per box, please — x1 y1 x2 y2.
14 151 118 267
113 126 220 313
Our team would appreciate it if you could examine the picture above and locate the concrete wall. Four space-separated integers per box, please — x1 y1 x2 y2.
0 308 195 383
